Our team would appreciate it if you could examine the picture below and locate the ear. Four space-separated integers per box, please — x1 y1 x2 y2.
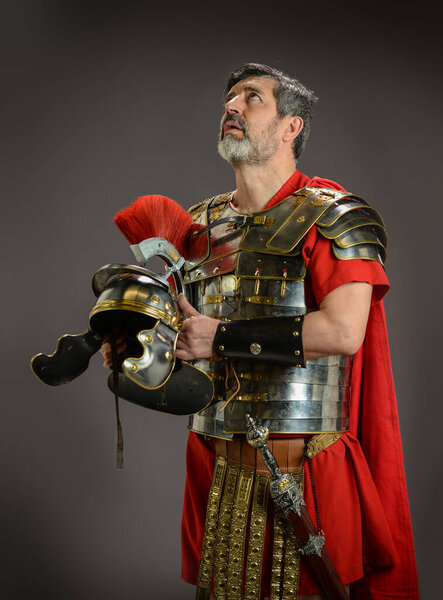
282 116 304 143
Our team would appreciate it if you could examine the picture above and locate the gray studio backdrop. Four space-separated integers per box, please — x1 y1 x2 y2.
2 2 441 599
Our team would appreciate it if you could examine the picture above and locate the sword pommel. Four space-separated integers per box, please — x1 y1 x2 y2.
245 413 269 448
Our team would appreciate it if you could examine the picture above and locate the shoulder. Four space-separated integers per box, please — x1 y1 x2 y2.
187 192 233 222
315 189 387 266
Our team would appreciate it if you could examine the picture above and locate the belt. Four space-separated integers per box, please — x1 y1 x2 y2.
213 435 306 475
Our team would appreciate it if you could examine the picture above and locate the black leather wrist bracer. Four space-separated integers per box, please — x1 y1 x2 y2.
214 315 306 367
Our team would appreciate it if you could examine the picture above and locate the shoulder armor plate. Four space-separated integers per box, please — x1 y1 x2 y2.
317 196 387 265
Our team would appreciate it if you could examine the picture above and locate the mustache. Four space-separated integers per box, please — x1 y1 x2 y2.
220 114 248 137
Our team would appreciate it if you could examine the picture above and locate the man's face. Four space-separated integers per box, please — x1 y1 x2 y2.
218 76 282 166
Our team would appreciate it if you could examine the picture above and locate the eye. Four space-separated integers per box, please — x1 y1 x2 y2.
249 92 260 100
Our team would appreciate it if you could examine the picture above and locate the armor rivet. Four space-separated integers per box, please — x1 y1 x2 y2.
250 343 262 355
219 345 225 351
213 266 220 274
295 317 301 322
294 350 301 356
129 363 138 373
165 302 172 311
220 326 226 332
293 331 300 336
296 364 302 368
165 351 173 360
297 215 306 223
144 334 153 344
151 295 160 304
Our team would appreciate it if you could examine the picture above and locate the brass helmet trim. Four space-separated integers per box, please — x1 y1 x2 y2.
89 299 179 329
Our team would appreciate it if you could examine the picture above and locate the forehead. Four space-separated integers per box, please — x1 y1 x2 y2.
226 76 277 98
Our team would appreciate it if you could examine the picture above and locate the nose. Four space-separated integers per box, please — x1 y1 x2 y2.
225 94 241 115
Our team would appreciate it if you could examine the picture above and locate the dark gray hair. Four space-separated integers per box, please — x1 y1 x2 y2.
223 63 318 160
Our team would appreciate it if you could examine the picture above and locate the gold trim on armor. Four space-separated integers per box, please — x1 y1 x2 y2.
237 393 268 402
89 299 180 328
244 295 276 305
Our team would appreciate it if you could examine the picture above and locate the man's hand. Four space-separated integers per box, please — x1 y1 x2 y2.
99 328 127 368
176 294 220 361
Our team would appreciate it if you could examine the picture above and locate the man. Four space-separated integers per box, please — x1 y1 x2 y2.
102 63 419 599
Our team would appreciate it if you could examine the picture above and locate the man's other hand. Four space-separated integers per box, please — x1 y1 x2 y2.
176 294 219 361
100 328 127 368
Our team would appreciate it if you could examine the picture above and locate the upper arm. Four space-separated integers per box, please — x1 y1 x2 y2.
302 280 373 359
319 281 373 352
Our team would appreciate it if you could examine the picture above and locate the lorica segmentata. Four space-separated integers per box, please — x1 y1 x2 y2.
184 186 386 439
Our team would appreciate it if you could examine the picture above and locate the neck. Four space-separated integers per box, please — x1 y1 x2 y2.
231 153 297 213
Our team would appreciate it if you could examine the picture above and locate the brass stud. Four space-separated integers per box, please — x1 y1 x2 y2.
250 343 262 355
151 295 160 304
295 317 301 322
296 364 302 368
129 363 138 373
293 331 300 337
165 302 172 311
297 215 306 223
165 351 173 360
213 266 220 275
294 350 300 356
220 326 226 332
143 334 153 344
219 345 225 351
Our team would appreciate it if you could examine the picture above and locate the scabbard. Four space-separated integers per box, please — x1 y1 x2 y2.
285 506 348 600
245 414 349 600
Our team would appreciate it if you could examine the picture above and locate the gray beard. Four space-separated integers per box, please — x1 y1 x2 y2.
218 119 279 167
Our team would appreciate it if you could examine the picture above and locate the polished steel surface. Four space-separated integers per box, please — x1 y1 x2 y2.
189 400 234 439
316 198 370 227
91 272 180 328
333 243 386 263
335 224 387 250
122 321 178 390
318 206 385 239
185 187 372 437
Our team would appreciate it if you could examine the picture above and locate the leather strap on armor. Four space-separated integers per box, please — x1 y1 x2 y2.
214 314 305 367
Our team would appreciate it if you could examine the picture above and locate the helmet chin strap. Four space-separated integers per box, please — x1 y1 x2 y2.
110 332 124 469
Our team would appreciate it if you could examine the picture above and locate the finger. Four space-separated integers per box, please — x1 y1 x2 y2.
178 293 201 318
176 348 194 361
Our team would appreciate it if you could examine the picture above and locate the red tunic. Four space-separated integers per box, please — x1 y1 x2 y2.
181 171 419 599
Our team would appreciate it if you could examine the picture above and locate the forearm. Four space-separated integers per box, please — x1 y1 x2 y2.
215 282 372 364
